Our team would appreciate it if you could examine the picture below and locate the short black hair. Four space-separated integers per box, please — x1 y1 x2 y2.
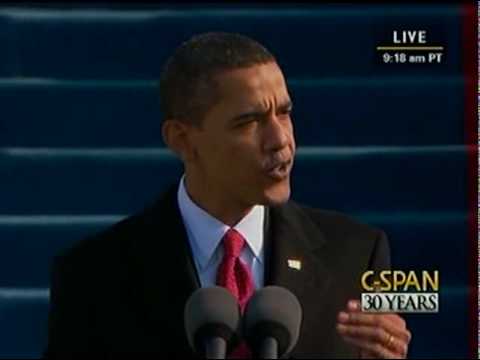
159 32 276 127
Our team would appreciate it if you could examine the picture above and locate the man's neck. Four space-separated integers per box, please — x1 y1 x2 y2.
183 174 253 227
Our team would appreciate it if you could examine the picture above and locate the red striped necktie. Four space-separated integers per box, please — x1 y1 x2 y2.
216 228 255 358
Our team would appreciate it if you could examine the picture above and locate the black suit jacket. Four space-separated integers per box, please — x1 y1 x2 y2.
44 183 390 358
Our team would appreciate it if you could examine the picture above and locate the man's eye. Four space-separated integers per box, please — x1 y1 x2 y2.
238 118 258 127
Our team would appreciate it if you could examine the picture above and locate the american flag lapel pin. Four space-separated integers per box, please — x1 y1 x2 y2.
287 259 302 271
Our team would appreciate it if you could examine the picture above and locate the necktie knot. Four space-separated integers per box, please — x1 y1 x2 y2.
222 228 245 258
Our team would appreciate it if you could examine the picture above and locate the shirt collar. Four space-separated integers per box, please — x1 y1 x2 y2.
177 175 264 270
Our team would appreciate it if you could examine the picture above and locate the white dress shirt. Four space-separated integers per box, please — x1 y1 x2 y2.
177 175 265 289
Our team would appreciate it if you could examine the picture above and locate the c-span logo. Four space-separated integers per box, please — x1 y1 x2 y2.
360 270 439 313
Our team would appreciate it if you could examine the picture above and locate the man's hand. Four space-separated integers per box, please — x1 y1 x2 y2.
336 300 411 359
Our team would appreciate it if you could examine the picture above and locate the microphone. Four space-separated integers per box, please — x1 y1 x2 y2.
184 286 241 359
243 286 302 359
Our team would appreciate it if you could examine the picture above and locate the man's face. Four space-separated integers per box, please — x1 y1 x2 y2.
187 61 296 208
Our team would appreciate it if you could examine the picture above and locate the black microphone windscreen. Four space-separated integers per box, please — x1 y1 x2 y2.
244 286 302 357
184 286 241 354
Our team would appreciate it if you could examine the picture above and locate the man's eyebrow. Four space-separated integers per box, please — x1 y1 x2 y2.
230 107 267 123
231 100 293 123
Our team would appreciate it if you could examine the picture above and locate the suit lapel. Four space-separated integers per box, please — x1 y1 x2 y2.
265 201 331 301
264 202 334 357
131 183 200 353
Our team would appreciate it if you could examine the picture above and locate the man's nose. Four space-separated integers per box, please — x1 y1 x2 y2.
263 115 290 152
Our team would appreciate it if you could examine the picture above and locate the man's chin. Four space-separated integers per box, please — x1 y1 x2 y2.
258 183 291 206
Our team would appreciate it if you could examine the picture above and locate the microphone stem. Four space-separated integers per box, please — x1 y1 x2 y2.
204 337 227 359
259 336 278 359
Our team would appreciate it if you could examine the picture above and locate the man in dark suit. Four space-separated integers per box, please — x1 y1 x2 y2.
45 32 411 358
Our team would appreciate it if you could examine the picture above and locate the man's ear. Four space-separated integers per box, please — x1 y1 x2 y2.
161 119 197 162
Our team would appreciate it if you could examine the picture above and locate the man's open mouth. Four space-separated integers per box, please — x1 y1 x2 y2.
265 159 291 180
